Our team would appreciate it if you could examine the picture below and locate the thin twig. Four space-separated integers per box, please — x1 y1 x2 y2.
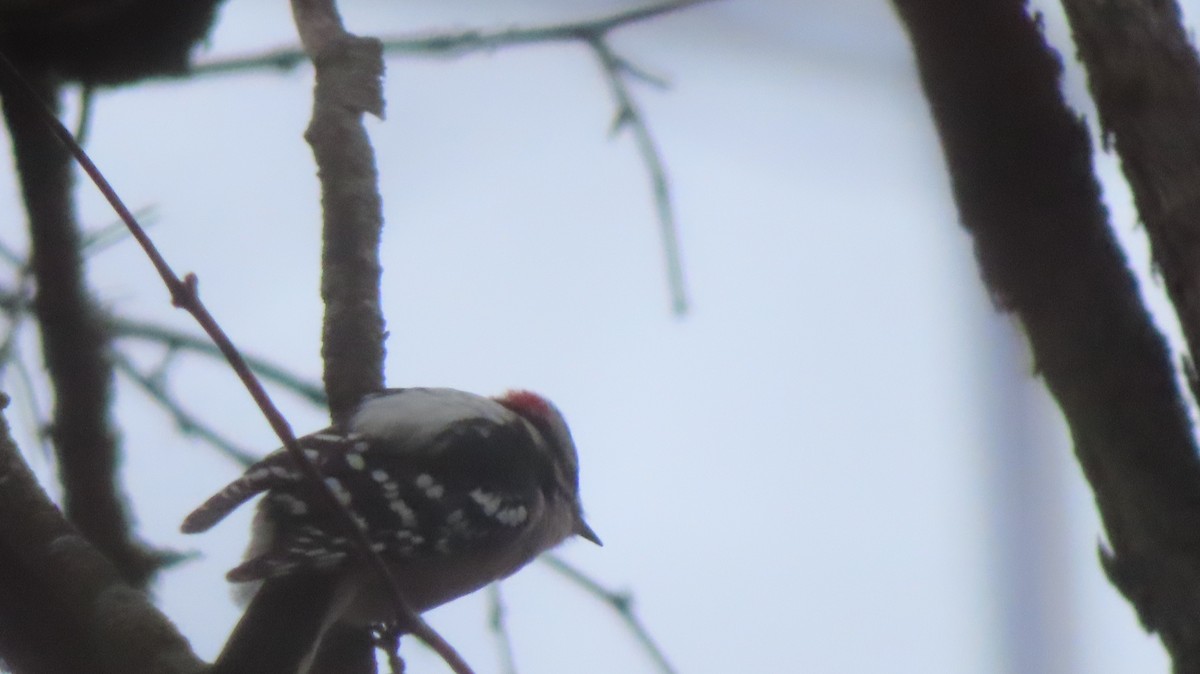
74 84 94 146
0 283 327 406
82 206 158 256
0 55 159 587
0 240 25 269
112 352 258 467
189 2 705 314
541 554 677 674
486 584 519 674
893 0 1200 664
0 274 54 461
0 276 32 372
0 48 471 674
289 0 459 669
589 37 688 314
109 316 328 405
189 0 717 76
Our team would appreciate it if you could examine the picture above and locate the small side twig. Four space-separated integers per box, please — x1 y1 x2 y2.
486 584 519 674
74 84 94 146
0 54 161 588
109 316 328 406
81 206 158 256
0 275 54 460
112 351 258 467
0 47 471 674
0 240 26 269
0 281 326 407
588 36 688 315
189 0 717 75
190 0 710 315
542 554 677 674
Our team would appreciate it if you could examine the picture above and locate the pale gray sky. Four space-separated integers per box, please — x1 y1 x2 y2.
0 1 1183 672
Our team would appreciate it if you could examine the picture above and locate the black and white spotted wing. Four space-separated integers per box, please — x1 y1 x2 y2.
225 416 548 583
181 432 348 534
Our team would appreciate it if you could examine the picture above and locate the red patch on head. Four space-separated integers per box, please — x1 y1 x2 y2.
496 389 552 423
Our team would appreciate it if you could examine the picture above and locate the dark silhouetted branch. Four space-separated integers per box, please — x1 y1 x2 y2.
112 351 258 467
0 395 205 674
189 0 710 316
892 0 1200 667
1058 0 1200 405
589 37 688 314
486 584 519 674
0 57 161 588
190 0 716 76
542 554 677 674
0 45 470 674
109 316 328 406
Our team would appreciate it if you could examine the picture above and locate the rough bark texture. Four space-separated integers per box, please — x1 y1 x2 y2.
1059 0 1200 402
0 394 205 674
309 33 388 427
293 5 388 671
891 1 1200 670
288 0 389 427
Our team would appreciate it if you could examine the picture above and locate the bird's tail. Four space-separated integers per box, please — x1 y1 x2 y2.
211 574 341 674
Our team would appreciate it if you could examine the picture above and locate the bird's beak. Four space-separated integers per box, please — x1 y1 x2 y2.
575 519 603 546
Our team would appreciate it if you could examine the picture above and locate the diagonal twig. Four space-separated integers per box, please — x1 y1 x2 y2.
541 553 677 674
589 36 688 314
109 316 328 406
189 0 710 316
0 46 470 674
189 0 718 76
112 351 258 467
486 584 519 674
0 54 161 588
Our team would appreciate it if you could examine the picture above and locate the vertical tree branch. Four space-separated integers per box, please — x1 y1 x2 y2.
891 0 1200 669
291 0 387 425
0 40 473 674
286 4 480 673
290 4 387 672
0 60 160 587
1058 0 1200 395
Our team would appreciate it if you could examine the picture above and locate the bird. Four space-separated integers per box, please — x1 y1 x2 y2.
182 387 600 674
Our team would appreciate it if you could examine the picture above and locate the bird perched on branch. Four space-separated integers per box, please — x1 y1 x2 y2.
183 387 600 674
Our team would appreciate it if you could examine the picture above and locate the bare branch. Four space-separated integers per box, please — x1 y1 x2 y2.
486 584 519 674
189 0 718 76
189 2 706 315
112 351 258 467
0 275 55 460
0 238 26 268
541 554 678 674
0 47 469 674
589 36 688 314
109 316 328 406
0 281 327 406
891 0 1200 665
1058 0 1200 404
0 395 205 674
0 56 161 588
